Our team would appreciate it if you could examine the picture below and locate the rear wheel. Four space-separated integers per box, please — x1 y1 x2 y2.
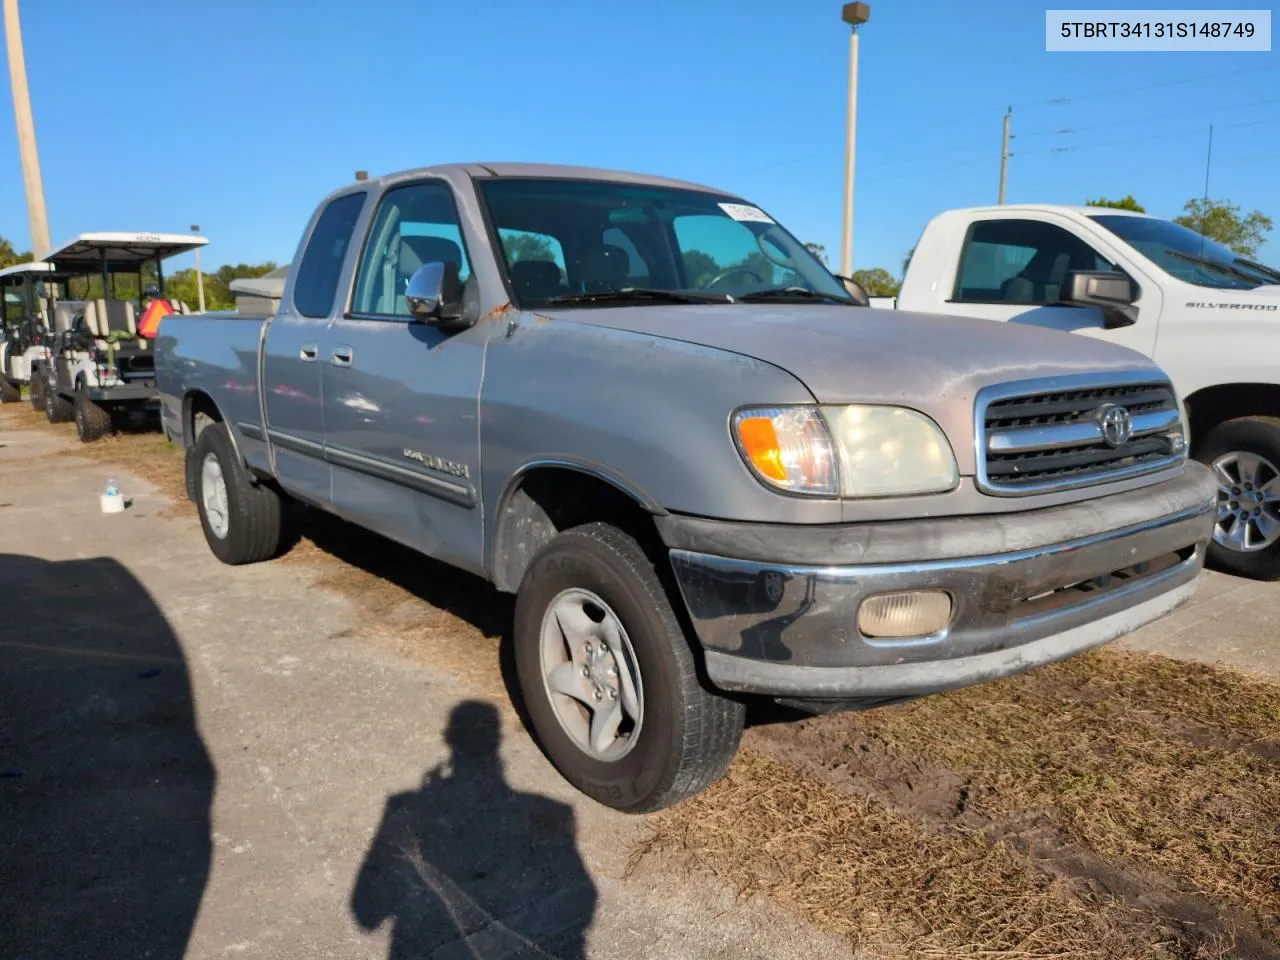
74 389 114 442
44 380 73 423
513 522 744 812
194 422 283 565
1197 416 1280 580
0 378 19 403
29 374 44 412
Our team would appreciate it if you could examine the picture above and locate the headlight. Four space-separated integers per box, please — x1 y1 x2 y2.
733 405 958 498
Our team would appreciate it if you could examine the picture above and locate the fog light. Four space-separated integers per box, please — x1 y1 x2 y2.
858 590 953 639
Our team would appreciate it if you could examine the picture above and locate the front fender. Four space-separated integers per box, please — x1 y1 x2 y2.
478 316 841 540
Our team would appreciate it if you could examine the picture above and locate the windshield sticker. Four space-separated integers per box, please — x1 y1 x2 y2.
718 203 774 224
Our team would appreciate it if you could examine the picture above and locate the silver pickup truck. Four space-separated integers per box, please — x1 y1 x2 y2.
157 163 1217 811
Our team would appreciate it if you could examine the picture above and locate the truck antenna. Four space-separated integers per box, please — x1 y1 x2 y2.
1199 125 1212 259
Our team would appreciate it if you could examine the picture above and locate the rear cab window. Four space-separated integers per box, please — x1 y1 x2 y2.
292 192 367 318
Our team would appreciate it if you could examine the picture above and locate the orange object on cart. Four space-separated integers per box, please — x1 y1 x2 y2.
137 298 174 338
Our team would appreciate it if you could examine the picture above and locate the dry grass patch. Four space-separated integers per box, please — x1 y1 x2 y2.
636 750 1233 959
836 649 1280 938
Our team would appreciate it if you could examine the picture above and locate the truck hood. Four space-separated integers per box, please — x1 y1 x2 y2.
539 303 1164 474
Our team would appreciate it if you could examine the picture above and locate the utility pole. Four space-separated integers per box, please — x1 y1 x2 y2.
840 3 870 278
3 0 51 258
997 107 1012 205
190 224 205 312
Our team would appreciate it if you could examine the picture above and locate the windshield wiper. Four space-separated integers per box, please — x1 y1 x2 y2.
1163 249 1263 286
543 287 732 306
734 286 856 305
1235 256 1280 285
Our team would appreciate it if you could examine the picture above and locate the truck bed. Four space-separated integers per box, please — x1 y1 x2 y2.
155 314 268 448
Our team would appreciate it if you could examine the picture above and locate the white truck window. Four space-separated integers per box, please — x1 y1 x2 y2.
954 220 1115 306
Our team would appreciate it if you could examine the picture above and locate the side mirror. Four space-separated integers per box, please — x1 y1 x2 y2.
835 275 870 306
404 262 464 325
1060 270 1139 329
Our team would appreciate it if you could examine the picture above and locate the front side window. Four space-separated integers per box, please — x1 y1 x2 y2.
477 178 849 308
953 219 1116 305
352 182 472 318
1090 214 1280 290
293 192 367 318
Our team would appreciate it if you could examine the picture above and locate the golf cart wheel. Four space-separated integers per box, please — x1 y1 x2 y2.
513 522 745 812
74 390 114 443
44 382 73 423
29 375 43 412
194 422 283 565
0 378 19 403
1198 416 1280 580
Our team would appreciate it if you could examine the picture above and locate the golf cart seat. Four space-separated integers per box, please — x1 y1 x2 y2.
85 299 146 351
52 301 83 336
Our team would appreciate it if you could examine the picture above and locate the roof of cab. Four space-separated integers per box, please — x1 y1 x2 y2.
938 203 1154 219
43 232 210 269
354 162 738 198
0 261 55 279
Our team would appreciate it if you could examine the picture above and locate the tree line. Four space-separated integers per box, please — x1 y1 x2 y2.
0 234 277 310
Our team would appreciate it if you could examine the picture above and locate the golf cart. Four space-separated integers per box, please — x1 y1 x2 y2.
33 232 207 442
1 261 59 406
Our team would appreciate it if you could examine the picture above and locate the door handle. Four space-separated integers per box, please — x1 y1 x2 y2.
299 343 318 362
330 345 354 367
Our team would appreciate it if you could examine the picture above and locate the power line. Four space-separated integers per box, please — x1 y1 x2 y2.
1020 115 1280 157
919 63 1280 132
1007 148 1280 192
1016 96 1280 138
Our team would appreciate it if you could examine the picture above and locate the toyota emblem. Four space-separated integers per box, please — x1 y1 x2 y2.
1095 403 1133 448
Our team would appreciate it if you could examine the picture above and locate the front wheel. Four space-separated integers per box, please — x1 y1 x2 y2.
514 522 744 812
1198 416 1280 580
29 374 44 412
74 390 114 442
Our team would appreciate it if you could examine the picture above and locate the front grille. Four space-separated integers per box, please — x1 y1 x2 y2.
978 374 1185 495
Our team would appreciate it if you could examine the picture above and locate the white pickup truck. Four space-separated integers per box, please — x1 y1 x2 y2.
875 204 1280 579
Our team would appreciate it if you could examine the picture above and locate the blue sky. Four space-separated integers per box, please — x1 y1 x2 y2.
2 0 1277 275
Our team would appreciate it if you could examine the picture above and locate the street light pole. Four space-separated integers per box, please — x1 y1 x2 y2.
3 0 51 258
191 224 205 312
840 3 870 278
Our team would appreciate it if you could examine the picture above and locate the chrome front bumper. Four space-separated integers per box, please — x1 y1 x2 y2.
663 465 1216 699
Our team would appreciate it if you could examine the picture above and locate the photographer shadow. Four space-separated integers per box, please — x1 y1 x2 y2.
352 700 597 959
0 553 214 960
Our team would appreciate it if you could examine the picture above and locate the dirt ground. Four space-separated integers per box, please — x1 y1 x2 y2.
3 402 1277 960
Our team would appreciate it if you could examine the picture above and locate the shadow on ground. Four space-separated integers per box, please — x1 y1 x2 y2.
352 700 598 959
0 553 214 960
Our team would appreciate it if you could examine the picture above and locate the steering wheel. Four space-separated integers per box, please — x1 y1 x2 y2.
703 266 765 290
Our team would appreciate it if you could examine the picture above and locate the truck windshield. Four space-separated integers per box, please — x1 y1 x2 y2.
1089 214 1280 290
476 178 852 308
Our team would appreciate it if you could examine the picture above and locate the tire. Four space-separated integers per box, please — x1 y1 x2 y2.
29 374 43 412
1196 416 1280 580
0 378 19 403
44 381 73 423
193 422 282 565
513 522 745 812
74 390 114 442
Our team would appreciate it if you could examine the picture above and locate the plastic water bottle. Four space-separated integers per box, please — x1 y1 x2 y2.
100 478 124 514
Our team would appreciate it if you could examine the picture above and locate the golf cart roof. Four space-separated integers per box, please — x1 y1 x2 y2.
0 261 55 280
43 232 209 271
